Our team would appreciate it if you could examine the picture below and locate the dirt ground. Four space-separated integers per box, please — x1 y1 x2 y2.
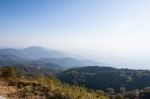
0 81 16 99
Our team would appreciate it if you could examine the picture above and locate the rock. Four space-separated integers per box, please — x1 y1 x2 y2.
0 96 6 99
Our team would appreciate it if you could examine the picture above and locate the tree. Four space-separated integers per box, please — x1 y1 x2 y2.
140 87 150 99
107 87 115 95
113 93 123 99
120 87 126 94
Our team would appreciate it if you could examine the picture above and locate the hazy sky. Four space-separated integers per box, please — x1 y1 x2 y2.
1 0 150 68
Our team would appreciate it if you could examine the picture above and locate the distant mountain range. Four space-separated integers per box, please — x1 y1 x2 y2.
0 46 66 59
0 46 100 70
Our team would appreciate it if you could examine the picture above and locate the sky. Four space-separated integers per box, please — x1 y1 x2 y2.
1 0 150 69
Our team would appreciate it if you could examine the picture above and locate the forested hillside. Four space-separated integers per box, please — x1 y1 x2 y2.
58 66 150 92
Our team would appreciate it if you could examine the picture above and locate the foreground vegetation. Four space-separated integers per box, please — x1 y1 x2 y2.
1 66 150 99
0 66 108 99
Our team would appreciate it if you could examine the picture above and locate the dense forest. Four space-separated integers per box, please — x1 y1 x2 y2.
58 66 150 91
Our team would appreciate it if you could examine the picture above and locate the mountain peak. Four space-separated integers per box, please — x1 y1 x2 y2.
23 46 47 50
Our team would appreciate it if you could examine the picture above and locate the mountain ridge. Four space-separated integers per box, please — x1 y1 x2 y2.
0 46 101 69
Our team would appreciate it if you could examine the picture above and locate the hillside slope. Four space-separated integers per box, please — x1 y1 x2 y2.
0 66 108 99
58 66 150 91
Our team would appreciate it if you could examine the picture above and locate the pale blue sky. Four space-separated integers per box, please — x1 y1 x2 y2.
1 0 150 68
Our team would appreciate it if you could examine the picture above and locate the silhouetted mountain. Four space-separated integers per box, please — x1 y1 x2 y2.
0 46 66 59
0 55 63 73
58 66 150 91
35 57 100 68
0 54 28 66
21 46 66 59
0 46 100 69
